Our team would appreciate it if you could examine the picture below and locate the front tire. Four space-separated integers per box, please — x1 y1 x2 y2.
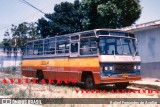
84 75 95 89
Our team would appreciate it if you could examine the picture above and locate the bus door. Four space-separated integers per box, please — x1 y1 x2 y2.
69 35 81 81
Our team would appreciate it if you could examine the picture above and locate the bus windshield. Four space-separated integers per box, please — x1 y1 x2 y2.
99 37 137 55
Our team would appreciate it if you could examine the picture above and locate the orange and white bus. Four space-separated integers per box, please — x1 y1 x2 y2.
21 29 141 89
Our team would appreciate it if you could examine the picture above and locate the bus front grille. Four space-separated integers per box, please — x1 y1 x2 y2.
114 63 134 72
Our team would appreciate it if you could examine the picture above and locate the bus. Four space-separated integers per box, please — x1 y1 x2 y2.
21 29 141 89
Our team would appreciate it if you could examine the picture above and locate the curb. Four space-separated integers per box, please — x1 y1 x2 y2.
129 82 160 90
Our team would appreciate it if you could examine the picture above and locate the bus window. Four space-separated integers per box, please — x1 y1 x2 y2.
34 40 43 55
44 39 49 54
26 42 33 55
44 38 55 54
80 38 90 55
56 36 69 55
71 35 79 41
90 41 97 54
80 32 97 55
71 43 78 53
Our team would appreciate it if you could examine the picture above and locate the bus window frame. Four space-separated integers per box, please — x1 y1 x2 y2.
55 36 70 56
69 35 80 57
79 32 98 56
22 30 99 59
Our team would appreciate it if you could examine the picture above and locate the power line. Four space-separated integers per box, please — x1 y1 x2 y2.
19 0 46 15
0 2 53 31
0 14 36 31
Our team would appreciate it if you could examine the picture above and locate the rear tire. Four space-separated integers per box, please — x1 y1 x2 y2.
37 71 44 83
84 75 95 89
115 82 129 89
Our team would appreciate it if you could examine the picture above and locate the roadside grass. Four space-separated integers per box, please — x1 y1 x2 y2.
0 66 21 75
0 84 13 96
12 89 27 98
0 71 160 107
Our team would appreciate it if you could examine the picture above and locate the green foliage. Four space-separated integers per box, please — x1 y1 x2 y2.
37 0 83 37
82 0 142 29
2 22 40 50
1 38 11 48
37 18 51 38
1 66 20 74
11 22 40 47
0 42 3 47
0 84 13 95
12 89 27 98
2 0 142 41
37 0 141 37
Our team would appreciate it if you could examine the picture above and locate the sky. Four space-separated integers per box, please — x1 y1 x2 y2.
0 0 160 42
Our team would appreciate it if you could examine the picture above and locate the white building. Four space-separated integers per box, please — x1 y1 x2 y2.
0 48 22 68
122 20 160 79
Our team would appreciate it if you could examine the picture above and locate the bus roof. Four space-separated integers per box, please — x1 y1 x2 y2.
26 28 133 44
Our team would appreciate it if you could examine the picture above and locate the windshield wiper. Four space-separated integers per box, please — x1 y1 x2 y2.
133 38 138 58
132 49 137 58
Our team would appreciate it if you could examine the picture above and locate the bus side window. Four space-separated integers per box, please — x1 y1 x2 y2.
26 42 33 55
71 43 78 53
56 36 69 55
90 41 97 54
34 40 43 55
80 32 97 55
80 41 90 55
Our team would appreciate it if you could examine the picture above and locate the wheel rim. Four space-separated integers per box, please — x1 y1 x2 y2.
86 78 94 88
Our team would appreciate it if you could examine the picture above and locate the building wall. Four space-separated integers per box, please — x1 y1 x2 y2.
134 27 160 78
0 48 22 68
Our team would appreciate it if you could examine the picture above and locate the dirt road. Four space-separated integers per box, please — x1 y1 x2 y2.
0 73 159 107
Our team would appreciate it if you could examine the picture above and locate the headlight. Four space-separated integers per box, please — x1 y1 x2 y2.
134 65 137 70
109 66 113 71
102 65 114 71
137 65 141 69
134 65 141 70
105 67 108 71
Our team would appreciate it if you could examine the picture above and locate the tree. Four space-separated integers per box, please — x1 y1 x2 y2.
10 22 40 48
81 0 142 29
1 38 11 52
37 18 51 38
2 30 11 52
2 22 40 52
37 0 83 37
37 0 141 37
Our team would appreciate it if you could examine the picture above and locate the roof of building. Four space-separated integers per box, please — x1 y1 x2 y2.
121 19 160 32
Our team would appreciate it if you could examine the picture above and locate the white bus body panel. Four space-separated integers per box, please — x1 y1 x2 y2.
99 55 141 63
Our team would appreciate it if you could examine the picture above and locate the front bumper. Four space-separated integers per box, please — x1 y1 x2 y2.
100 75 141 84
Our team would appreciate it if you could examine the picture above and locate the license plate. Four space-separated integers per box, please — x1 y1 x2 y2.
122 73 128 77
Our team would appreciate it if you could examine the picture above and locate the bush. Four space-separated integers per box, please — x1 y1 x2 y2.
0 84 13 95
12 89 26 98
1 66 20 74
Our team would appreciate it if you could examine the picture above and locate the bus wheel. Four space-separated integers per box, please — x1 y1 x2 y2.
115 82 129 89
37 71 44 83
84 75 95 89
